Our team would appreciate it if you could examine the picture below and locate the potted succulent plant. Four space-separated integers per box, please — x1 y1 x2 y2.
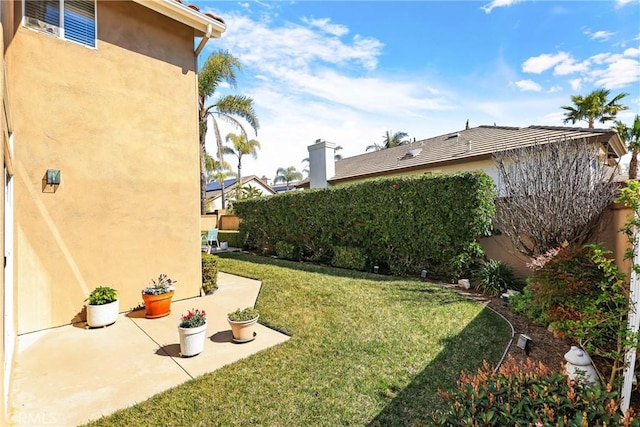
227 307 259 343
85 286 119 328
141 273 176 319
177 308 207 357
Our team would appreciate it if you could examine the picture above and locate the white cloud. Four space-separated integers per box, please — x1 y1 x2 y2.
584 30 615 41
541 111 567 124
218 14 383 72
200 12 463 177
616 0 638 8
553 58 590 75
522 52 570 73
547 85 562 93
512 79 542 92
553 59 589 76
569 78 583 91
521 44 640 90
592 58 640 89
300 17 349 37
625 47 640 56
481 0 523 14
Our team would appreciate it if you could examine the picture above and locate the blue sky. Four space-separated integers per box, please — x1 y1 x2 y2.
194 0 640 181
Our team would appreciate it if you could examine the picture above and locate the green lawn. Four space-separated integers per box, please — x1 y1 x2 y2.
86 253 510 426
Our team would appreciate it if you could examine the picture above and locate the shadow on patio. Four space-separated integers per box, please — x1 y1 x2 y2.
8 272 289 427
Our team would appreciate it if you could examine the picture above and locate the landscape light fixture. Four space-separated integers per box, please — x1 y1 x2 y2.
373 265 379 274
420 270 428 281
517 334 532 355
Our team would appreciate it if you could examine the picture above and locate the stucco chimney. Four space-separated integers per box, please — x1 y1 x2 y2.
308 139 336 188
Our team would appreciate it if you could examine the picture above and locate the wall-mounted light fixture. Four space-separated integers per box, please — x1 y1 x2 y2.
46 169 60 185
42 169 61 193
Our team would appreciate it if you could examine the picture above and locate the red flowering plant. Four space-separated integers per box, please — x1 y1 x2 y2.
179 308 206 328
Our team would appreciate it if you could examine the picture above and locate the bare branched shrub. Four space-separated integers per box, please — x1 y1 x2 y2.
493 138 619 257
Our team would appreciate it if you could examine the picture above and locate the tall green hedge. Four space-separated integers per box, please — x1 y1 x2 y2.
233 172 496 279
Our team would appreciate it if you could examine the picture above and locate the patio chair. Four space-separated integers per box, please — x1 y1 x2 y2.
201 233 211 254
207 228 220 251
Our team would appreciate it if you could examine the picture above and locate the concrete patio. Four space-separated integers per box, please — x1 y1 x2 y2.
8 272 289 426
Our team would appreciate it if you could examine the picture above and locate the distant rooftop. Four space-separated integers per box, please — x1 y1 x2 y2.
206 178 237 192
329 125 624 184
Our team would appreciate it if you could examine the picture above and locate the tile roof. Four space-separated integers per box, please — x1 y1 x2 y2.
331 125 624 183
173 0 225 24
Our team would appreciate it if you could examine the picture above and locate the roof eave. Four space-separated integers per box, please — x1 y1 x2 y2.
329 154 493 185
132 0 226 38
606 132 627 157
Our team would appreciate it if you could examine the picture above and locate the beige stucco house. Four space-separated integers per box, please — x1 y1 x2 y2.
0 0 226 422
304 125 626 189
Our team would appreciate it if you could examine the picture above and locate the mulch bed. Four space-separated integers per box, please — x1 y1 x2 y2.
442 282 640 410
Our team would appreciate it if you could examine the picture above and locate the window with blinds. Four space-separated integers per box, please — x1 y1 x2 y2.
23 0 96 48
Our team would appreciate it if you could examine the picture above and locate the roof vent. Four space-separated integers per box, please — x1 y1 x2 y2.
399 148 422 160
446 133 460 140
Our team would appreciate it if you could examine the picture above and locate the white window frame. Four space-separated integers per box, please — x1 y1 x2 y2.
22 0 97 49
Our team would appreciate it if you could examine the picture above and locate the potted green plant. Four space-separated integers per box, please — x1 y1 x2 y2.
177 308 207 357
85 286 119 328
141 274 176 319
227 307 259 343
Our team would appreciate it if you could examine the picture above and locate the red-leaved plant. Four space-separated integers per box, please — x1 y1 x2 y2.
179 308 206 328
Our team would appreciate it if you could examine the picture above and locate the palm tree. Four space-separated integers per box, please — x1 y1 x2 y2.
204 153 231 184
561 88 629 128
614 115 640 179
223 132 261 198
274 166 303 190
238 185 263 200
365 130 409 152
199 50 259 213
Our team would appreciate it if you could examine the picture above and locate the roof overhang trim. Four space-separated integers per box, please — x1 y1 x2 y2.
132 0 226 38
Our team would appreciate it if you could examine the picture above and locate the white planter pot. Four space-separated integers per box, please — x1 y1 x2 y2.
178 322 207 357
86 300 119 328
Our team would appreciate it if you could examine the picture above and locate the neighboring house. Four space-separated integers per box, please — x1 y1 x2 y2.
303 125 626 189
303 124 627 279
0 1 225 421
272 181 303 193
206 175 276 211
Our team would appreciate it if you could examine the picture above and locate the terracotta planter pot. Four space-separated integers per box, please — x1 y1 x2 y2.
178 322 207 357
86 299 119 328
228 316 259 342
142 290 174 319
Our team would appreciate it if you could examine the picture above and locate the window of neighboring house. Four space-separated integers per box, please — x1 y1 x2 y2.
23 0 96 48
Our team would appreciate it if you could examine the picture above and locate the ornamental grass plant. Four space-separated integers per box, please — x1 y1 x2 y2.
227 307 259 322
